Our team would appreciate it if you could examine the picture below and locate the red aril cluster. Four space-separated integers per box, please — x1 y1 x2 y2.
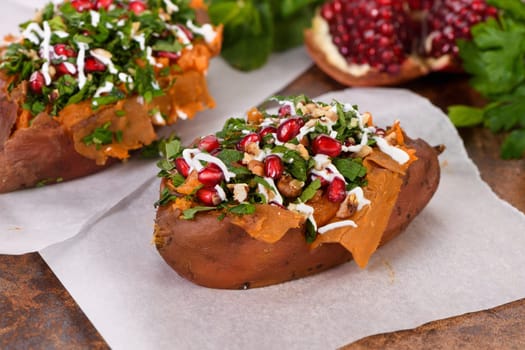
320 0 413 74
312 0 497 83
424 0 497 60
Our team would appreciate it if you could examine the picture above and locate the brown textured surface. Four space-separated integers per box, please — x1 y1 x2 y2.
341 299 525 350
1 65 524 348
0 254 109 349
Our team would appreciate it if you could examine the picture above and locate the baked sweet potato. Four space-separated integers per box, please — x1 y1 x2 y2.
0 0 222 193
153 96 442 289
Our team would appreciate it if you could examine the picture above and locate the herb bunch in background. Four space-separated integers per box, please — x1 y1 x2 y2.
449 0 525 159
207 0 323 71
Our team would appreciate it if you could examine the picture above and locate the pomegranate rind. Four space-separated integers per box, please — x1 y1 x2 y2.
304 28 429 87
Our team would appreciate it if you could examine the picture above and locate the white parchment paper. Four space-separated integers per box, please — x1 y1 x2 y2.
37 88 525 349
0 2 313 253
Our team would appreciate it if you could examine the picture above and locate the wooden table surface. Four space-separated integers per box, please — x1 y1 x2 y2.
1 66 524 349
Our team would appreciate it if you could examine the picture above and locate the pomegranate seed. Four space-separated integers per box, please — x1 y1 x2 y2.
177 24 194 41
71 0 94 12
237 133 261 151
312 135 342 157
155 51 181 62
276 118 304 142
175 157 190 177
198 135 220 153
29 71 45 94
196 187 222 206
259 126 277 139
264 155 284 179
129 1 147 14
198 165 224 187
278 104 291 117
54 44 76 58
375 128 386 136
95 0 113 10
84 57 106 72
55 62 77 76
327 177 347 203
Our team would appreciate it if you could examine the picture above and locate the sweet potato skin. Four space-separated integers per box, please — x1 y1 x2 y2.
0 113 110 193
154 137 441 289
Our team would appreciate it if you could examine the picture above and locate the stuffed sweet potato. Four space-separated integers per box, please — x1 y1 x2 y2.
0 0 222 193
153 95 442 289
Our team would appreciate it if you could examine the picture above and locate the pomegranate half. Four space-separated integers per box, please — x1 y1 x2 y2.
304 0 497 86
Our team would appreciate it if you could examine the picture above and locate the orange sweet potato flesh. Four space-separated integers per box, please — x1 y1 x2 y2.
0 31 221 192
154 137 441 289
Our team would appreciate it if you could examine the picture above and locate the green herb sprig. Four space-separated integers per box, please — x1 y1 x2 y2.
449 0 525 159
207 0 323 71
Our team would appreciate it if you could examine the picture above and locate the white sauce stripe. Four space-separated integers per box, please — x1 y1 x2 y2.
318 220 357 234
186 21 217 44
40 22 52 86
90 10 100 27
373 136 410 164
22 22 44 44
265 177 283 205
90 49 118 74
163 0 179 13
76 42 89 89
182 149 236 181
347 187 371 211
288 202 317 231
215 185 227 202
94 81 114 98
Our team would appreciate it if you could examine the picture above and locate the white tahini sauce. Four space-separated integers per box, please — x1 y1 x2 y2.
373 136 410 164
318 220 357 234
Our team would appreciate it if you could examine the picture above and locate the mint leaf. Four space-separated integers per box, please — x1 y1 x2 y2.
82 122 114 148
209 1 273 71
216 148 244 164
182 206 217 220
448 105 485 127
283 150 308 182
501 129 525 159
164 138 182 159
484 99 525 132
333 158 367 182
228 203 256 216
299 178 321 203
487 0 525 21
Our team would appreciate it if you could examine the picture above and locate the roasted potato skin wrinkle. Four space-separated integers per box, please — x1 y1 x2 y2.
154 137 441 289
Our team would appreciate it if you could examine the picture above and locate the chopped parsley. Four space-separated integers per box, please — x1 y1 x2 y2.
155 96 380 232
0 0 211 119
82 122 116 148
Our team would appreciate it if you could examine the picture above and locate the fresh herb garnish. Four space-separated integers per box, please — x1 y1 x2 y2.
82 122 115 148
0 0 204 119
207 0 324 71
450 0 525 159
182 206 218 220
299 178 321 203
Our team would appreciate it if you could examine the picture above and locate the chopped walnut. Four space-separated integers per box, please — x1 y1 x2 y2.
242 152 254 165
354 145 372 158
245 142 261 156
277 175 304 198
229 183 249 203
362 112 373 126
248 160 264 176
284 143 310 160
336 194 358 219
246 107 264 125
